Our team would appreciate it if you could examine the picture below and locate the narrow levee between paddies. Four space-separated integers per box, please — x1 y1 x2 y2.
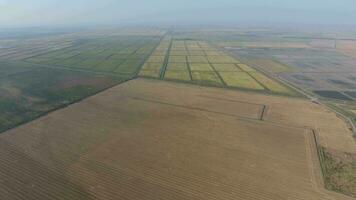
139 37 299 96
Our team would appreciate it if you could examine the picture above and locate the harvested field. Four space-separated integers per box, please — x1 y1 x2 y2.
339 49 356 59
337 41 356 50
0 78 354 200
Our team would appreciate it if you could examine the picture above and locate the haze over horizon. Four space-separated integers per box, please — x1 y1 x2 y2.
0 0 356 28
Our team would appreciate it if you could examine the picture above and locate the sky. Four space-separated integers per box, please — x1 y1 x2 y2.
0 0 356 27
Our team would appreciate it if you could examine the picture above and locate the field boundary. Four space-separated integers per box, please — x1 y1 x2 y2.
133 36 164 78
245 71 270 91
159 37 173 79
259 105 268 121
205 53 227 86
196 95 266 107
185 55 194 81
129 96 262 121
140 76 302 98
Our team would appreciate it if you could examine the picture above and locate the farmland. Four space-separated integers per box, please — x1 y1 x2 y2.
1 78 355 200
227 38 356 100
0 60 124 132
25 36 161 76
1 27 356 199
139 37 298 96
0 28 162 132
210 29 356 196
224 32 356 131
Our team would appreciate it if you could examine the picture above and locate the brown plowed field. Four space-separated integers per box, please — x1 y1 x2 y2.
0 78 355 200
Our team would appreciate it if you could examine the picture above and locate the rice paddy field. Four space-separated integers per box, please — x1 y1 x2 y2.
139 37 298 96
25 36 161 76
0 28 162 133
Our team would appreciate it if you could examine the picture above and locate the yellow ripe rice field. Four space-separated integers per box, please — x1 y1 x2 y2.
207 55 238 63
189 63 214 71
212 63 241 72
139 70 161 78
249 72 295 94
191 71 223 85
164 70 191 81
205 51 224 56
188 56 209 63
169 56 187 63
141 62 162 71
147 56 165 63
187 51 206 56
138 38 299 96
219 72 264 90
170 50 189 56
167 62 188 70
237 64 257 72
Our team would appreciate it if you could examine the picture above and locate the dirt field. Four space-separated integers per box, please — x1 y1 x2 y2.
0 78 355 200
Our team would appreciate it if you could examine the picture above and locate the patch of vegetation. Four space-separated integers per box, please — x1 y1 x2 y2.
319 147 356 197
0 62 125 133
